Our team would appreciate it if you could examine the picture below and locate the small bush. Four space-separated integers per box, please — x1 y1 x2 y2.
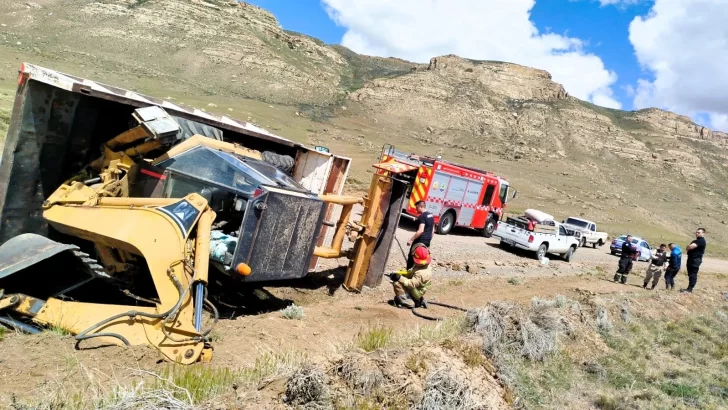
508 277 522 285
340 354 384 395
596 307 613 333
356 324 393 352
0 326 6 341
285 365 330 406
421 367 479 410
282 304 304 320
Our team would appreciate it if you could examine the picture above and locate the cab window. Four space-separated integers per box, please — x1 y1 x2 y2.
499 184 508 204
482 184 496 206
559 225 567 236
590 224 596 232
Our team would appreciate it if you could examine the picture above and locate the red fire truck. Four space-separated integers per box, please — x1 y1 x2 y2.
379 145 517 237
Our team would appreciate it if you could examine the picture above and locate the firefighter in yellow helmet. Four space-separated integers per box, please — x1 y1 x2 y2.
389 244 433 308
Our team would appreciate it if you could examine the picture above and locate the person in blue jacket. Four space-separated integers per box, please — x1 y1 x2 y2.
664 243 682 290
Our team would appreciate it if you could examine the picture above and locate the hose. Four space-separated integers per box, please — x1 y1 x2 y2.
393 298 468 321
75 260 210 348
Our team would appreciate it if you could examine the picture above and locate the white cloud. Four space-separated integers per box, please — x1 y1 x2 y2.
322 0 621 109
599 0 642 6
629 0 728 130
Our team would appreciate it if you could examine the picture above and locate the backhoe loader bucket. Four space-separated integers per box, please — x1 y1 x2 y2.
0 233 104 299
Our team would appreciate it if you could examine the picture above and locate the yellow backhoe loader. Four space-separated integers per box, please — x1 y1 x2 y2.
0 107 409 364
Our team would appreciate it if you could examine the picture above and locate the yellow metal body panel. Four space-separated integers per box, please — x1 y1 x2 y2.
18 193 214 364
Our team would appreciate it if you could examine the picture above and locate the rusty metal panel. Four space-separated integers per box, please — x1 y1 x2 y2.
364 179 408 288
232 187 325 282
20 63 299 148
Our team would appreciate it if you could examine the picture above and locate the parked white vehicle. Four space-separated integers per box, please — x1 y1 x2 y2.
561 217 608 248
494 219 581 262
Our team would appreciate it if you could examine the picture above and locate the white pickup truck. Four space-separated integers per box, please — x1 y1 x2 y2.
494 219 581 262
561 217 608 248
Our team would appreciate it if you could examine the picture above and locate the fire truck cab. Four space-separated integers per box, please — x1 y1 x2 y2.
380 145 517 237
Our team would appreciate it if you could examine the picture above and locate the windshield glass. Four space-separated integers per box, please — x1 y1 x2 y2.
617 235 640 245
565 218 589 229
236 156 307 191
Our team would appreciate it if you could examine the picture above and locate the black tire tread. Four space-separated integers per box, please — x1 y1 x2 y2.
261 151 296 174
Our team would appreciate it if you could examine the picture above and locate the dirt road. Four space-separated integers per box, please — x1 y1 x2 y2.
1 224 727 404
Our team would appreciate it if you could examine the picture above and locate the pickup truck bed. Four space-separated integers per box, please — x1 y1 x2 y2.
494 221 580 262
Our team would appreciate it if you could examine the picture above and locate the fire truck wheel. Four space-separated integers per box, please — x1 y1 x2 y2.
482 215 496 238
436 211 455 235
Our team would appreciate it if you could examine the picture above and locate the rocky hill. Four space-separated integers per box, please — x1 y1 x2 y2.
1 0 727 253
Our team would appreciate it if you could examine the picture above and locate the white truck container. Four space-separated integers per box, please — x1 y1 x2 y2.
562 217 609 248
493 219 581 262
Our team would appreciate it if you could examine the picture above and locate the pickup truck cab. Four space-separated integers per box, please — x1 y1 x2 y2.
494 219 581 262
562 217 608 248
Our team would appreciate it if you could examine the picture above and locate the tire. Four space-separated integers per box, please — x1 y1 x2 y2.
594 239 603 249
610 250 617 256
261 151 295 174
563 246 575 263
536 243 548 260
436 211 455 235
172 116 223 141
581 237 587 248
482 215 496 238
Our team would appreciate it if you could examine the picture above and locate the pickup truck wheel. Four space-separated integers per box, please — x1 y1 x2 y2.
563 246 575 262
436 212 455 235
482 215 496 238
537 243 548 260
580 237 587 247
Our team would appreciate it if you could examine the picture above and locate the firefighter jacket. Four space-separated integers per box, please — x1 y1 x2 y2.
399 264 432 300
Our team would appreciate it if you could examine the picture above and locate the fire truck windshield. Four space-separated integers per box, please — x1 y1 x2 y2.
499 184 509 204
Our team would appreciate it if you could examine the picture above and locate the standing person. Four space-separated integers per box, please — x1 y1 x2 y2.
406 200 434 270
664 243 682 290
643 244 668 290
614 235 638 284
390 244 432 308
681 228 707 293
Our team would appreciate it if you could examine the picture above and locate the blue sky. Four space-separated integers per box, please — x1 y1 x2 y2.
243 1 728 129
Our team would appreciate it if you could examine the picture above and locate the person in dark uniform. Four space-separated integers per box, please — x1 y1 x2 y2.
614 235 638 284
681 228 707 293
664 243 682 290
406 201 434 269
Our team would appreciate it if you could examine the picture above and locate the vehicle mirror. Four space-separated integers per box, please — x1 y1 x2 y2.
511 190 518 199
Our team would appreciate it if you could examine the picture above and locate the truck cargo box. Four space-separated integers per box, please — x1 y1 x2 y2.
0 63 350 267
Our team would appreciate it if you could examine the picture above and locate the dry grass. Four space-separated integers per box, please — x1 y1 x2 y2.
421 367 482 410
284 365 330 407
355 324 393 352
339 354 384 395
154 366 237 403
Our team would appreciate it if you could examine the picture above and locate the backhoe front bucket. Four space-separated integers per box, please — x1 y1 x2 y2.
0 233 101 299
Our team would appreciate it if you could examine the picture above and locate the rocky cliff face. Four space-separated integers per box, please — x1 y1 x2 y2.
1 0 727 248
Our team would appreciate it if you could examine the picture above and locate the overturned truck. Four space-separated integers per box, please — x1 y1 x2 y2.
0 64 408 363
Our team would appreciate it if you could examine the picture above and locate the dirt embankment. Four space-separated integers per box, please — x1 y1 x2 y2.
1 224 727 408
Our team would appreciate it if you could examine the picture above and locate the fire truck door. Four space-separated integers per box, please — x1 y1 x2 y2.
458 180 483 226
426 172 450 216
443 175 468 223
